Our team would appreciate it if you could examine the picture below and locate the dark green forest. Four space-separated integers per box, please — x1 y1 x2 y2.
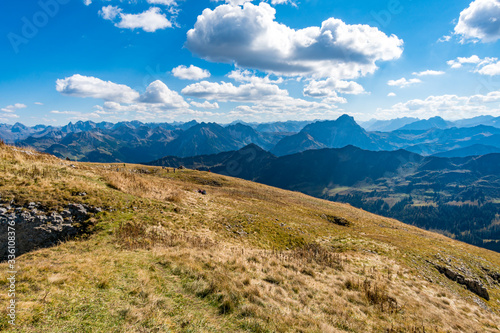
333 193 500 253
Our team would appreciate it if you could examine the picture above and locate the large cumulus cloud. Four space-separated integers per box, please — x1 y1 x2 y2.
455 0 500 43
185 3 403 79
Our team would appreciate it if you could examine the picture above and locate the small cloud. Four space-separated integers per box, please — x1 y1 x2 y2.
476 61 500 76
447 55 500 75
0 113 20 120
34 102 44 105
83 0 92 6
387 78 421 88
190 101 220 109
387 92 396 97
412 70 445 76
270 0 296 6
138 80 189 108
99 5 121 21
447 55 482 69
437 35 451 43
303 78 365 98
172 65 211 80
50 110 80 115
214 0 253 5
1 103 27 113
215 0 296 6
100 6 172 32
56 74 140 103
228 69 283 85
147 0 177 5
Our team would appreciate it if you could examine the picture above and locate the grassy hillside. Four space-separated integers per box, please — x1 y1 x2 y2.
1 142 500 332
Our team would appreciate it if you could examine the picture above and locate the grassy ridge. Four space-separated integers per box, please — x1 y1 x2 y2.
1 143 500 332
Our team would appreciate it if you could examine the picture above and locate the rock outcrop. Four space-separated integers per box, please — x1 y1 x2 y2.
0 201 102 261
433 263 490 301
321 214 351 227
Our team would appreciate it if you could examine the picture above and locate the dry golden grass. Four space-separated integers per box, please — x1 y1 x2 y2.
0 143 499 332
103 169 185 203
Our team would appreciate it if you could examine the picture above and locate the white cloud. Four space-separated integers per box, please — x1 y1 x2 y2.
1 103 27 113
186 3 403 79
182 81 288 102
34 102 43 105
303 78 365 98
147 0 177 5
455 0 500 43
117 7 171 32
447 55 482 68
437 35 452 43
476 60 500 75
0 113 19 121
50 110 80 115
190 101 220 109
387 78 421 88
227 104 343 122
56 74 140 103
172 65 211 80
56 75 191 118
214 0 252 6
182 79 343 118
100 6 172 32
84 0 92 6
388 92 396 97
95 102 217 122
215 0 296 7
50 110 103 122
138 80 189 108
447 55 500 75
377 90 500 120
1 103 24 122
320 96 348 104
227 69 283 84
99 5 121 21
0 104 22 121
412 70 445 76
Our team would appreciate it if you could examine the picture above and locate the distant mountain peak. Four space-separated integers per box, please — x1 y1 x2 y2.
398 116 452 131
240 143 266 152
336 114 356 123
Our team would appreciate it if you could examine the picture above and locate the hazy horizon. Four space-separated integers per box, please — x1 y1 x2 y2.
2 114 500 128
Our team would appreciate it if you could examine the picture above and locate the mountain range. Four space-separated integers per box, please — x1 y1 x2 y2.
9 121 288 163
149 144 500 252
271 115 500 157
3 114 500 162
362 115 500 132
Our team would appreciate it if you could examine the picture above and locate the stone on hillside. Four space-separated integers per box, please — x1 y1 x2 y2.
434 264 489 301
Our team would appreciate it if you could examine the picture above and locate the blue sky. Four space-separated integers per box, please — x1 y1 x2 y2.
2 0 500 126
